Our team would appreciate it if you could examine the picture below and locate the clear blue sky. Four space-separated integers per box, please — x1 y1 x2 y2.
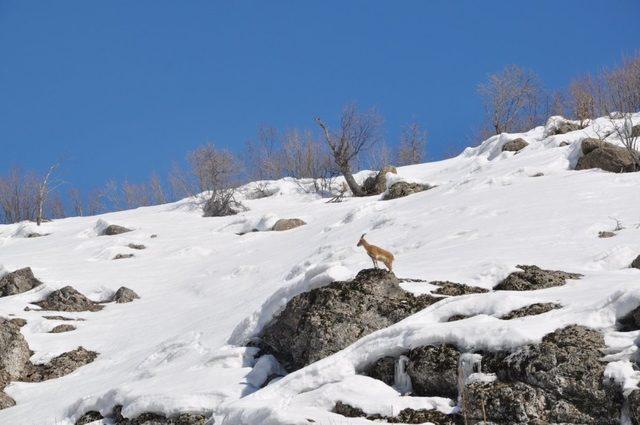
1 0 639 193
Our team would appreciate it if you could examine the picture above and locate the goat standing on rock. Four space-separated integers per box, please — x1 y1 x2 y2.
357 233 394 272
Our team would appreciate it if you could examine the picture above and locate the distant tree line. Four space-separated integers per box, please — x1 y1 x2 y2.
1 51 638 224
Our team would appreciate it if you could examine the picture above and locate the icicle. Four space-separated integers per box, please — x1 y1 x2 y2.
457 353 482 395
394 355 413 396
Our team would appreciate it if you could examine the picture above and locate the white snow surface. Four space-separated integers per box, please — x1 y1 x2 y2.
1 115 640 424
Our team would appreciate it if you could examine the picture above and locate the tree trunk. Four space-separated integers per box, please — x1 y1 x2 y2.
341 165 365 197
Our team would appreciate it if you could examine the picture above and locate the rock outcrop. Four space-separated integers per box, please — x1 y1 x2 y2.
430 281 489 296
34 286 103 312
113 286 139 304
0 267 43 297
259 269 438 371
406 344 459 398
502 138 529 152
22 347 97 382
271 218 306 231
76 405 208 425
362 166 397 196
631 255 640 270
333 401 461 424
494 265 582 291
0 318 31 409
466 326 622 424
500 302 561 320
575 138 638 173
101 225 132 236
382 182 433 200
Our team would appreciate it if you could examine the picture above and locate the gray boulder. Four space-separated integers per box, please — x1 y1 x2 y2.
617 304 640 331
0 267 43 297
631 255 640 269
271 218 306 231
22 346 97 382
0 318 31 380
598 231 616 238
362 166 397 196
259 268 438 371
113 286 139 303
632 124 640 138
363 356 395 386
500 302 561 320
430 281 489 296
34 286 103 312
494 265 582 291
113 253 134 260
127 243 146 250
407 344 460 398
575 139 638 173
101 225 132 236
502 138 529 152
382 182 433 200
50 324 76 333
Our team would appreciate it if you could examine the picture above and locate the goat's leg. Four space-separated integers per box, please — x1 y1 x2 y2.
371 258 378 268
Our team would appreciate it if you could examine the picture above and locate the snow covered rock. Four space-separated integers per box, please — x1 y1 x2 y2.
258 268 438 371
543 116 583 137
22 346 97 382
101 224 133 236
363 356 396 387
500 302 562 320
468 325 622 424
631 255 640 269
271 218 306 231
34 286 103 312
501 138 529 152
430 280 489 296
75 410 103 424
575 139 638 173
113 253 134 260
112 286 140 303
382 181 433 200
127 243 146 250
362 165 397 195
0 267 43 297
493 265 582 291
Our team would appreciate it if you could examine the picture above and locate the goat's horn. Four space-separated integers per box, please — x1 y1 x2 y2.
360 233 367 239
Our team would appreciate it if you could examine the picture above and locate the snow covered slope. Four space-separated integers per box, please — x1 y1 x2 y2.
1 115 639 424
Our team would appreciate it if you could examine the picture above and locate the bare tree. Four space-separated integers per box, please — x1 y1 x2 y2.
149 173 166 205
367 141 393 171
315 104 383 196
598 53 640 170
35 162 61 226
87 188 105 216
188 144 242 216
397 121 428 165
68 188 84 216
0 167 38 223
569 75 598 125
478 65 544 135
